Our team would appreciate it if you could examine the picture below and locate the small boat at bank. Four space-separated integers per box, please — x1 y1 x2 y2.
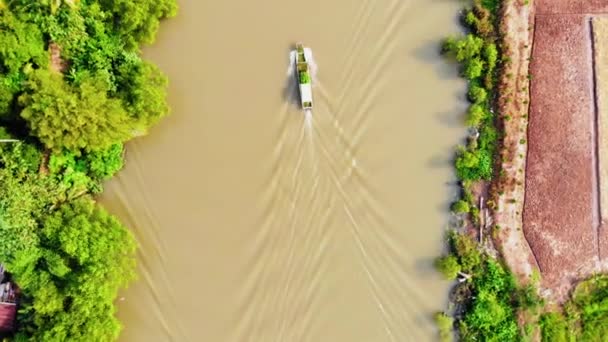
295 43 313 110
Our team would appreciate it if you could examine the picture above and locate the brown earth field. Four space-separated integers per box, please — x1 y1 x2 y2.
524 14 602 301
536 0 608 15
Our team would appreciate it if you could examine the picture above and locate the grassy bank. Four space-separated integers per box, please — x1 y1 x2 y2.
0 1 176 340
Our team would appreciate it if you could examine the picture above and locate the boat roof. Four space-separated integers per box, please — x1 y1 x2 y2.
299 84 312 103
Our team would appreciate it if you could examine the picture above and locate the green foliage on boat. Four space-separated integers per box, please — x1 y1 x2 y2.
299 71 311 84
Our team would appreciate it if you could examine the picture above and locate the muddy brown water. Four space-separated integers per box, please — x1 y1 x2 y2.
100 0 467 341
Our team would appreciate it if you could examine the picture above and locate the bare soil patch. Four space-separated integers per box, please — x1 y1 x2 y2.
492 0 539 286
49 42 67 74
525 14 599 302
536 0 608 15
536 0 583 15
585 0 608 13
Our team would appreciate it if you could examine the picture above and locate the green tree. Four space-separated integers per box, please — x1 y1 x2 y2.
82 143 124 180
0 10 47 116
97 0 178 49
540 313 568 342
468 84 488 103
464 58 484 80
14 197 136 341
435 312 454 342
19 70 133 151
435 255 461 280
484 43 498 72
114 59 170 130
451 199 470 214
467 103 487 126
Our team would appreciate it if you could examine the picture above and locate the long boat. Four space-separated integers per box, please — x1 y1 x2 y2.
295 43 313 109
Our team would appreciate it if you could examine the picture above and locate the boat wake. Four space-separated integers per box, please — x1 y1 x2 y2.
304 109 313 128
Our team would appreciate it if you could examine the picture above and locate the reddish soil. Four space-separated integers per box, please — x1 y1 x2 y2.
536 1 582 15
536 0 608 14
492 0 539 285
49 42 67 73
525 14 600 301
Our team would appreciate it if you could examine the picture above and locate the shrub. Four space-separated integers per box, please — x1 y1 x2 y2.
19 70 133 152
539 312 568 342
435 312 454 342
468 84 488 103
464 57 484 80
83 143 124 180
467 103 487 126
484 43 499 72
452 199 471 214
436 255 461 280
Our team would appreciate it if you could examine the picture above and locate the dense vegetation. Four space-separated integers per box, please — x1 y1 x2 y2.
0 0 176 340
539 275 608 341
439 1 608 341
442 0 499 182
436 0 535 340
436 231 542 341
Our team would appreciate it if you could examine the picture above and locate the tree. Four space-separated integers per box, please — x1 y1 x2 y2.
464 58 484 80
451 200 471 214
82 143 124 180
435 255 461 280
14 197 136 341
97 0 178 49
434 312 454 342
19 70 134 151
114 58 170 130
467 103 487 127
0 10 47 116
468 84 488 103
484 43 498 72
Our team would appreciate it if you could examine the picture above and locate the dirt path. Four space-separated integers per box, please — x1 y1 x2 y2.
492 0 540 286
49 42 67 74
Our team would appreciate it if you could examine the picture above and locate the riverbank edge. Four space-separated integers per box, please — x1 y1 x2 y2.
435 0 544 340
491 0 539 290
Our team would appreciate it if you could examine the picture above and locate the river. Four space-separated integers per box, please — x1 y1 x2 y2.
100 0 466 341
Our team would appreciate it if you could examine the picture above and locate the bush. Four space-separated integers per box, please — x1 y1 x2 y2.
19 70 133 152
449 232 482 273
0 1 176 340
451 199 471 214
436 255 461 280
435 312 454 342
12 197 136 341
83 143 124 180
468 84 488 103
467 103 487 126
540 312 568 342
484 43 499 72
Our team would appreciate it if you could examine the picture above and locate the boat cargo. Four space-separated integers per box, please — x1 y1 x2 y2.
295 43 313 109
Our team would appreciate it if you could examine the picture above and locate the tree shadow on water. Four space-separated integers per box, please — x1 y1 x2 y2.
436 109 466 128
412 40 461 81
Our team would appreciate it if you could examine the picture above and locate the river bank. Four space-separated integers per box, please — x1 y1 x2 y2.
0 1 176 340
439 0 608 340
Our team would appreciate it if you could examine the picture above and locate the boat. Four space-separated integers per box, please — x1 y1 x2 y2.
295 43 313 109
